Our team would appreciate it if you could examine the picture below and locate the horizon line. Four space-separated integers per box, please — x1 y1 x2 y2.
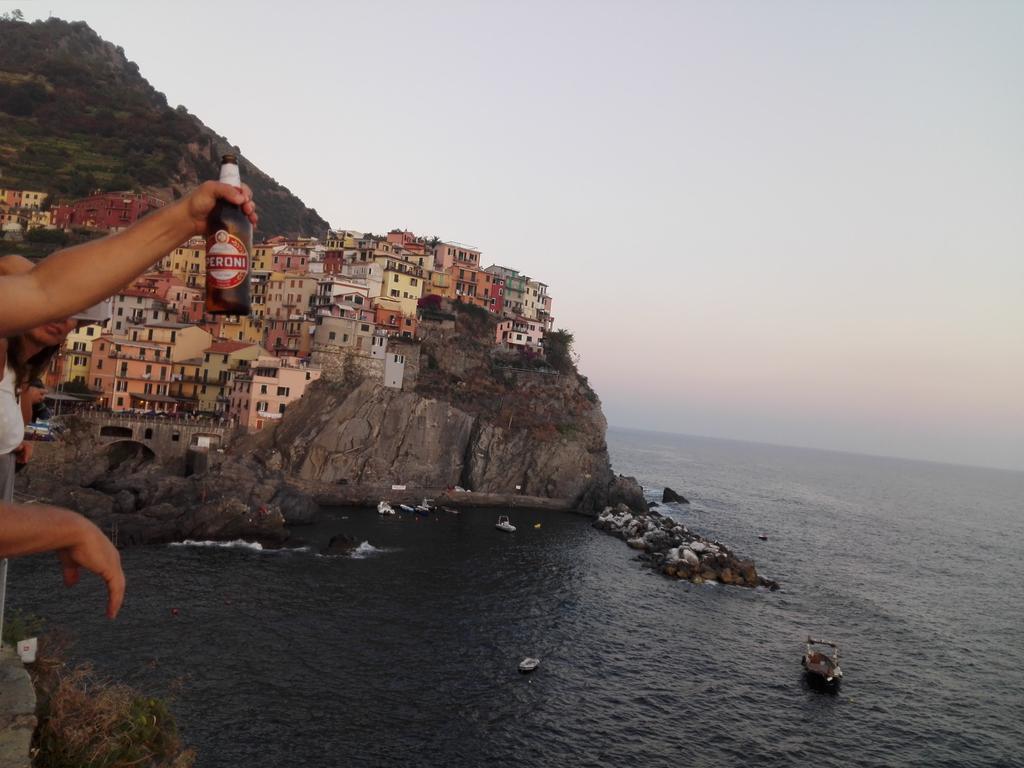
607 424 1024 476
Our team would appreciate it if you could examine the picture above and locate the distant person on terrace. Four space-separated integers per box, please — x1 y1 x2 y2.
0 179 257 620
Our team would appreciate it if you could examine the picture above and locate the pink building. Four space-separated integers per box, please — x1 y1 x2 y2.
227 355 322 432
271 245 311 274
496 317 545 352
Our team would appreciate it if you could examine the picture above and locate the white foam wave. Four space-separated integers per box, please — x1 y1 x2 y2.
351 541 384 559
169 539 265 551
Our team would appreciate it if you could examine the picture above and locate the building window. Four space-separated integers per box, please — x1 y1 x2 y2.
97 360 103 370
116 396 124 406
328 331 336 341
260 384 268 394
277 386 289 397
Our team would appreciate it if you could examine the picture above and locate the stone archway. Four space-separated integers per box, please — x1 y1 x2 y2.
103 440 156 472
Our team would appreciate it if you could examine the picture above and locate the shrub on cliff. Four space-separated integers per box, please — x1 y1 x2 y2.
542 329 576 374
27 633 195 768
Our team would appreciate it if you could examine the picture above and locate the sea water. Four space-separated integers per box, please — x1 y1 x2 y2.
7 428 1023 767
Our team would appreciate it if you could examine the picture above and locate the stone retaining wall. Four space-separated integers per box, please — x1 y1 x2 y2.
0 647 35 768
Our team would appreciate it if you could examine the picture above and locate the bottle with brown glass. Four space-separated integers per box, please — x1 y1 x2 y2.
205 154 252 315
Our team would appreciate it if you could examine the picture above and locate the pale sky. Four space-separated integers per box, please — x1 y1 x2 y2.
17 0 1024 470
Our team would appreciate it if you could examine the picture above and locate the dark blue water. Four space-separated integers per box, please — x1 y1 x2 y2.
7 428 1024 767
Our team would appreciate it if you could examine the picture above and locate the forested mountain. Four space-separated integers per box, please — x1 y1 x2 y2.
0 16 330 238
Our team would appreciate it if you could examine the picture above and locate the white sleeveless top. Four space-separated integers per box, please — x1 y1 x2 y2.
0 363 24 454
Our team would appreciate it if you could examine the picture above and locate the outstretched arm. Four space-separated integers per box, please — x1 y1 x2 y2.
0 181 257 336
0 503 125 618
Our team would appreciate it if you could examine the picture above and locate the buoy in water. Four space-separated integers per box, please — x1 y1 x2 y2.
533 523 542 529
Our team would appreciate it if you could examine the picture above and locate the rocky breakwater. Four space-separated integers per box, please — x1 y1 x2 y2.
594 505 780 590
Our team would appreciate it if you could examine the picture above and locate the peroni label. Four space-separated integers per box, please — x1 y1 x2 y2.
206 230 249 289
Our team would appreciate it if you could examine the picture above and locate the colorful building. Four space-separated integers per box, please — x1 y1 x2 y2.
226 355 321 431
375 256 425 317
61 323 105 385
88 324 212 412
158 237 205 288
53 191 165 231
197 340 267 413
496 317 545 352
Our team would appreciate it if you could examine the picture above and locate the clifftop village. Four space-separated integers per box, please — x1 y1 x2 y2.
1 188 554 431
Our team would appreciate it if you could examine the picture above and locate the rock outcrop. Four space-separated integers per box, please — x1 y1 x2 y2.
662 487 689 504
594 505 779 590
262 309 647 515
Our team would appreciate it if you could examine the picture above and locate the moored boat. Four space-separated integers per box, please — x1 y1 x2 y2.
518 657 540 673
377 501 395 516
398 504 415 514
496 515 516 533
802 637 842 688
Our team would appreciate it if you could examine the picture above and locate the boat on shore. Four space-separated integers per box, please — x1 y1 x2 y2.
802 637 842 689
496 515 516 533
377 501 395 516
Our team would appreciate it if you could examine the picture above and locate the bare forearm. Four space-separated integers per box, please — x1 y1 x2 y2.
35 199 195 316
0 180 254 336
0 503 86 558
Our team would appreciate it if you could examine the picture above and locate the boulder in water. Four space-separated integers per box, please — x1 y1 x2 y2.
321 533 358 556
662 487 689 504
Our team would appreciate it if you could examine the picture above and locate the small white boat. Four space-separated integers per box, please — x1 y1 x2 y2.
398 504 415 514
414 498 435 514
377 501 395 516
496 515 516 533
518 657 540 673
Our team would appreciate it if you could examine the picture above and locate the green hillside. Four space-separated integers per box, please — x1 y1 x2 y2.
0 17 330 238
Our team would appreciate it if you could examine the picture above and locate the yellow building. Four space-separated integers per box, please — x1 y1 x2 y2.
424 269 455 300
217 313 265 345
27 210 54 230
61 323 104 384
168 358 204 407
19 190 47 209
324 230 360 250
159 237 206 288
265 274 319 321
198 341 266 413
375 256 424 317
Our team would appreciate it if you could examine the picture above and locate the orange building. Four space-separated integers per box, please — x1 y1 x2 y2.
88 324 212 412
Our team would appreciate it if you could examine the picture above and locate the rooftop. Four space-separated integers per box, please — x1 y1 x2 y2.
208 341 257 354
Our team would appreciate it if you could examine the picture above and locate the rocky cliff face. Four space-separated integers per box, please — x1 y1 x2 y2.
260 308 645 513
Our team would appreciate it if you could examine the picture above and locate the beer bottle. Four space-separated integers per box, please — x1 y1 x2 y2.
205 154 252 315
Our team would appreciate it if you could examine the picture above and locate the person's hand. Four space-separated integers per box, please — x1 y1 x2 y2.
183 180 258 235
13 440 31 465
57 517 125 619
